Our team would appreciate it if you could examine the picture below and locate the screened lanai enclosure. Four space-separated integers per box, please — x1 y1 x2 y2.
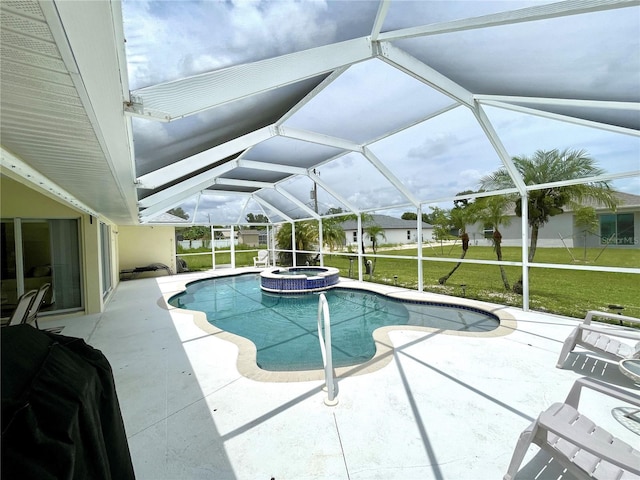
1 0 639 312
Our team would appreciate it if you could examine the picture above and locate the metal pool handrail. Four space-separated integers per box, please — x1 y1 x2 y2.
317 293 338 406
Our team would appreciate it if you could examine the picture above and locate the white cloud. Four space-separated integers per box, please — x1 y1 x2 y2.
123 0 338 89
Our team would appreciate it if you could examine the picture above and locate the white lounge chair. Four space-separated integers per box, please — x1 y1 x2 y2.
8 290 38 326
504 377 640 480
556 310 640 368
25 282 51 328
253 250 269 267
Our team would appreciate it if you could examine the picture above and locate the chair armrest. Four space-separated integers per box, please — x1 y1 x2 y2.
564 377 640 409
539 406 640 475
585 310 640 326
579 324 640 341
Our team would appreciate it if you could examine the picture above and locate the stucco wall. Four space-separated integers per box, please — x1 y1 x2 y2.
1 175 83 218
470 210 639 249
118 225 176 276
344 227 435 247
0 175 115 314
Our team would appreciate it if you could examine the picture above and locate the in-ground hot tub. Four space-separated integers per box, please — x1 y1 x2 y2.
260 266 340 293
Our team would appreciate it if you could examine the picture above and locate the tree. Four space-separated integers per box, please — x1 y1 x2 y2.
364 224 386 274
402 211 433 224
430 206 453 253
479 148 619 293
325 207 345 215
275 221 317 266
438 193 478 285
475 195 512 290
573 206 599 262
180 226 209 241
320 217 346 252
168 207 189 220
246 213 269 229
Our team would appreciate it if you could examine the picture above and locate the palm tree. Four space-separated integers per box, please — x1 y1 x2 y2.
320 217 346 252
479 148 618 293
364 224 386 274
438 198 478 285
275 221 318 266
475 195 512 290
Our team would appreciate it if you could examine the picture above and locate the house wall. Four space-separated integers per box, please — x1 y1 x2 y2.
344 227 435 247
468 215 575 248
470 210 640 249
118 225 176 276
576 210 640 249
238 231 260 247
0 175 117 314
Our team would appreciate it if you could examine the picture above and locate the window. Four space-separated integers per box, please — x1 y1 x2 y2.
407 230 411 240
483 223 494 239
600 213 635 245
353 231 357 242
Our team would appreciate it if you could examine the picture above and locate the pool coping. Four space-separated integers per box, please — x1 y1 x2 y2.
162 271 517 383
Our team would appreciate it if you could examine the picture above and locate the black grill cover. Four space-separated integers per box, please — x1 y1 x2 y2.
1 325 135 480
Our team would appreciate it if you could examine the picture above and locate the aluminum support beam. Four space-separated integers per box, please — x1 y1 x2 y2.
252 195 293 222
371 0 392 41
214 178 274 189
237 159 308 176
137 127 274 189
521 192 530 311
476 99 640 137
472 104 528 195
378 43 474 107
377 0 639 41
291 221 297 267
416 205 424 292
309 172 361 214
126 38 374 121
277 126 363 152
362 147 420 207
357 215 364 282
274 186 320 219
138 160 239 208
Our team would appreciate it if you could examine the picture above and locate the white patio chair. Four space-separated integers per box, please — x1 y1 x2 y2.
253 250 269 267
7 290 38 326
556 310 640 368
504 377 640 480
25 282 51 328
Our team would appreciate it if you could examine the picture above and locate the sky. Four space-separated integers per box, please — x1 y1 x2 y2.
122 0 640 224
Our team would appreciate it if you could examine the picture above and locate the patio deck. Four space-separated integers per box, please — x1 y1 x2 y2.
40 268 639 480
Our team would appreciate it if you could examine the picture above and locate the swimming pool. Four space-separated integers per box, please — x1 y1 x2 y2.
169 274 500 372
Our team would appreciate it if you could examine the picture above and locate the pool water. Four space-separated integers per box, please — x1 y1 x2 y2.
169 274 499 371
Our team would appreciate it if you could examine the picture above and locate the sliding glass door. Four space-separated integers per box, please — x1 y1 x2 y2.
0 218 82 317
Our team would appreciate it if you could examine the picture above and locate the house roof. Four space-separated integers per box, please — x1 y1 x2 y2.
612 191 640 209
571 191 640 211
341 214 431 231
1 1 638 226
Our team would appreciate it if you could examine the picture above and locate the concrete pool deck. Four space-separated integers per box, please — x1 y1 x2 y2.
39 267 639 479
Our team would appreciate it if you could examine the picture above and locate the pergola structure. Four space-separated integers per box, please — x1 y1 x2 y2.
1 0 639 310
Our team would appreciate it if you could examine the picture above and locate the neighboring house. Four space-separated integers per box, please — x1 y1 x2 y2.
471 191 640 249
341 214 434 248
237 229 263 247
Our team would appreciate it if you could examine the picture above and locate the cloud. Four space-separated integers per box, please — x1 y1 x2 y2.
407 132 458 159
123 0 342 89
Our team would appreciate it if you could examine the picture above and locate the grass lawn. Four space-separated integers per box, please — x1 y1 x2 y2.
178 245 639 320
323 246 640 320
